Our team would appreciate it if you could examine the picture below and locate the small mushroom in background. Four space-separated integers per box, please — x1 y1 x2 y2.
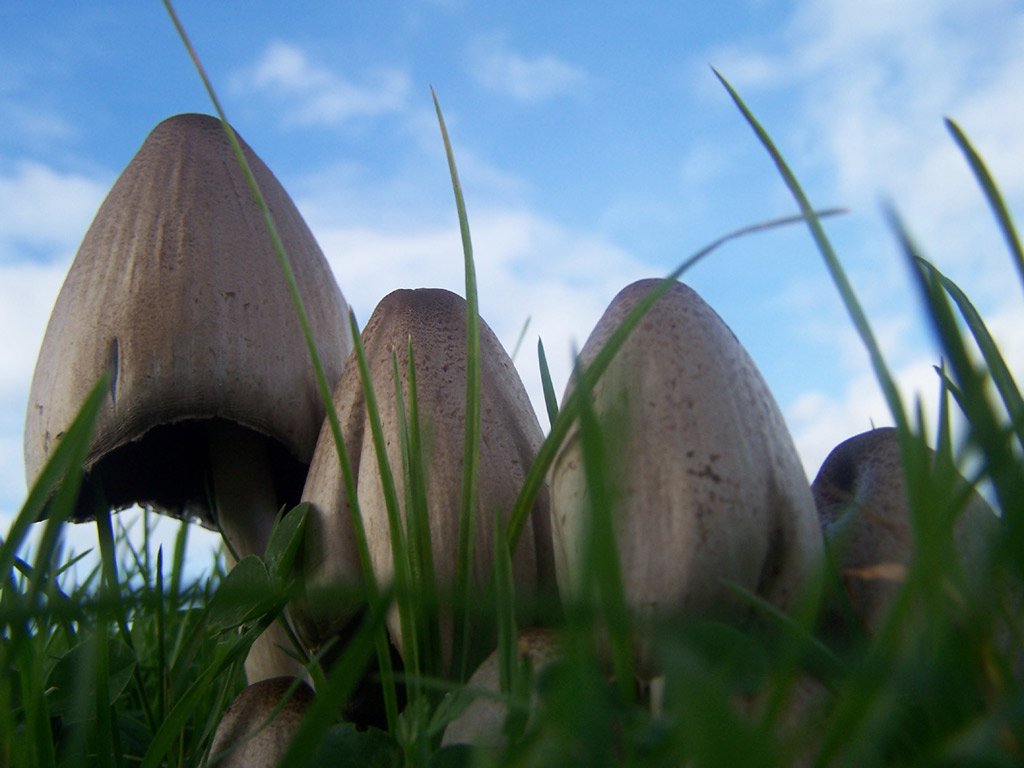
811 426 998 635
441 628 561 748
23 113 352 682
294 288 554 672
207 676 314 768
550 279 823 674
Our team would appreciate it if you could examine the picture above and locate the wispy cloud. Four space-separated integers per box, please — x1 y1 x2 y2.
0 161 108 262
231 41 411 126
469 35 588 103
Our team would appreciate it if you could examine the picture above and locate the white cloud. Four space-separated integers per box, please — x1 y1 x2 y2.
312 207 650 427
0 161 107 261
232 41 410 126
469 35 588 103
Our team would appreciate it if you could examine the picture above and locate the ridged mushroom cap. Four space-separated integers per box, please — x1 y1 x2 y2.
551 279 822 643
295 288 553 663
23 113 351 525
811 426 997 634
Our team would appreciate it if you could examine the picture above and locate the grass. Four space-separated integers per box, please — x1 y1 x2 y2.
2 6 1023 767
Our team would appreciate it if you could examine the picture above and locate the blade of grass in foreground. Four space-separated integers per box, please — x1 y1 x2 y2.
946 118 1024 294
572 350 635 705
918 257 1024 456
402 342 443 682
713 68 908 438
163 0 400 730
538 338 560 428
348 310 418 679
894 216 1021 539
433 87 482 683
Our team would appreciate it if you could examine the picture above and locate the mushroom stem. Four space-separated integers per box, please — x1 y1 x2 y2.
208 421 306 682
208 421 280 559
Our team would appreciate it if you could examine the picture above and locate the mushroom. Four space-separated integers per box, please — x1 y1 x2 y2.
550 279 822 671
811 426 997 635
441 628 561 748
23 113 352 681
207 676 314 768
294 288 554 671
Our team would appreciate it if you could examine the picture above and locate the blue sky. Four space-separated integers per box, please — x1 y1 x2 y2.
3 1 1023 576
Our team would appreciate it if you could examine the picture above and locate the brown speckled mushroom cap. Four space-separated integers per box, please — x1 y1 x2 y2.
296 288 554 664
23 113 351 526
208 677 314 767
551 279 822 652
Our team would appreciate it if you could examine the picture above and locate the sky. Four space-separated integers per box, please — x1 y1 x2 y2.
2 0 1023 581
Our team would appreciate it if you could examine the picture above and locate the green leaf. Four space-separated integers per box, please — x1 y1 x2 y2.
264 502 309 582
208 554 275 631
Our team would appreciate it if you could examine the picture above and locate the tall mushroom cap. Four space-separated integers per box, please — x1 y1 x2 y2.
23 113 351 528
811 427 997 634
295 288 554 665
551 280 822 649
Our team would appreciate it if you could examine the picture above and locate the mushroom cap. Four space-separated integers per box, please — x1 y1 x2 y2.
441 627 561 748
208 676 314 768
551 279 822 633
811 426 997 634
23 113 351 526
295 288 554 661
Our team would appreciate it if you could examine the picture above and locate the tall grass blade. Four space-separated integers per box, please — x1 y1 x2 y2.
404 341 443 681
511 316 531 363
572 353 635 704
163 0 402 730
945 118 1024 293
538 338 559 428
920 258 1024 454
713 68 908 437
9 374 108 628
892 213 1020 543
493 505 518 699
348 311 417 673
432 87 482 683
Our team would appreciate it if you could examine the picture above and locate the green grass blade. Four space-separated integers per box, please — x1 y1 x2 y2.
713 68 908 437
162 3 404 730
404 341 442 681
572 351 635 704
493 505 518 699
893 215 1020 534
389 350 425 699
919 257 1024 454
432 87 482 683
511 316 531 363
11 374 108 627
348 311 416 667
945 118 1024 293
537 337 559 428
